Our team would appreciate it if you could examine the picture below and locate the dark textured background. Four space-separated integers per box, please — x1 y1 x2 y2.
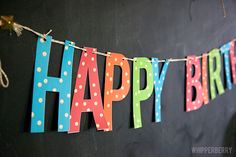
1 0 236 156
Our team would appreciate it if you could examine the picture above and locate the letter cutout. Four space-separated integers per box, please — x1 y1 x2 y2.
220 42 232 90
202 53 209 105
133 57 154 128
209 49 225 100
103 52 130 131
31 36 74 132
229 40 236 84
69 47 108 133
152 58 169 122
186 55 203 112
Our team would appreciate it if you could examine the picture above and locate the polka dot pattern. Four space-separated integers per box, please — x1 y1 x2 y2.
31 36 74 133
103 52 130 131
69 47 108 133
220 42 232 90
201 54 209 105
133 57 154 128
209 49 225 100
229 41 236 84
186 55 203 112
152 58 169 122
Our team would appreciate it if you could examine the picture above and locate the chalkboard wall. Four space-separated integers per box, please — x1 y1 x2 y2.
1 0 236 156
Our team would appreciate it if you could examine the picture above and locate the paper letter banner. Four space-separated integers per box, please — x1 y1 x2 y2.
201 53 209 105
186 55 203 112
220 42 232 90
133 57 154 128
152 58 169 122
31 36 75 133
103 52 130 131
209 49 225 100
69 47 108 133
229 40 236 84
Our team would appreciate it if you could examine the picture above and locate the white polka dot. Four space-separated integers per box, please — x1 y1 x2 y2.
60 99 64 104
83 102 87 106
59 124 63 129
75 122 79 126
115 95 118 98
42 51 47 57
107 122 110 126
64 71 68 76
91 57 94 61
110 89 113 93
87 108 91 112
96 124 100 128
68 61 72 65
40 38 45 43
65 113 69 118
82 62 85 66
79 85 83 89
74 89 78 93
115 58 117 61
38 98 43 103
77 74 81 78
38 82 42 87
106 73 109 77
125 72 128 76
121 86 124 90
37 120 42 126
109 77 112 81
84 53 88 57
67 93 70 98
37 67 41 72
154 64 157 67
43 79 48 84
107 104 110 108
108 63 111 66
59 78 63 83
75 102 78 107
31 112 35 118
94 92 97 96
52 88 57 92
122 95 125 98
65 46 68 50
120 62 123 66
94 101 98 106
93 68 97 72
100 113 103 117
127 80 130 84
92 83 96 87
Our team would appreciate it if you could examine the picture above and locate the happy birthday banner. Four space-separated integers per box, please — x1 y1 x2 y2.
1 16 236 133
